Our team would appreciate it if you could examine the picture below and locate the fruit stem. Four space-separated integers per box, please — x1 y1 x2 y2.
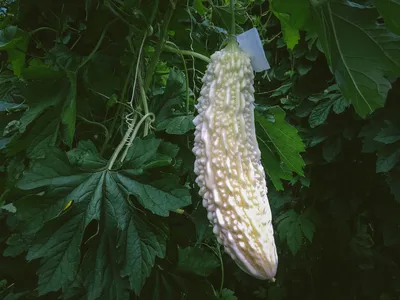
230 0 235 36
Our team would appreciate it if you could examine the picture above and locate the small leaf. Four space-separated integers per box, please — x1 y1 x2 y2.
374 121 400 144
257 135 293 191
270 0 310 49
216 288 238 300
61 72 77 147
256 107 306 178
299 215 316 243
155 69 186 122
308 99 335 128
67 140 107 169
3 233 32 257
322 137 341 162
0 26 30 77
116 172 191 217
376 146 400 173
193 0 208 16
286 222 303 255
332 96 350 114
375 0 400 35
125 136 162 168
276 210 301 255
177 246 220 277
157 115 194 135
276 209 314 255
359 119 386 153
273 13 300 50
387 167 400 203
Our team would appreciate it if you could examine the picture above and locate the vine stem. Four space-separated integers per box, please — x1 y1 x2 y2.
107 114 137 170
30 27 58 35
163 44 211 63
230 0 236 36
216 244 225 295
129 33 147 107
102 0 159 152
119 112 155 164
138 72 150 135
77 115 110 146
144 0 178 91
77 19 116 70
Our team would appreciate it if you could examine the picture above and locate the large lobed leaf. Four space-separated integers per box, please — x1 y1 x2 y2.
13 139 191 297
311 1 400 117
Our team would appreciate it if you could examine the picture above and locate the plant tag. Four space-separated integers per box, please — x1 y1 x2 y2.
236 28 270 72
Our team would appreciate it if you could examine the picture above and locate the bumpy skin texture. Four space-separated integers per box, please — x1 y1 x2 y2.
192 41 278 280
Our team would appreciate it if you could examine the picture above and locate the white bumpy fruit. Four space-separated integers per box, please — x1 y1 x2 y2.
192 40 278 280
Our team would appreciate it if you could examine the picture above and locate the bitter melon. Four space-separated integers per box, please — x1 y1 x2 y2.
192 40 278 280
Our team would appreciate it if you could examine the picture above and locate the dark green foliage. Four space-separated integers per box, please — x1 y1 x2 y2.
1 0 400 299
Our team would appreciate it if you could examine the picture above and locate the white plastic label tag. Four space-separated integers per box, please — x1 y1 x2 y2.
236 28 270 72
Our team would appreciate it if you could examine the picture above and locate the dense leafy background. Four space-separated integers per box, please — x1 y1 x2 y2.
1 0 400 299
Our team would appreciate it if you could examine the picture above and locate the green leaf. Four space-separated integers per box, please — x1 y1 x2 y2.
299 214 316 243
67 140 107 169
13 195 68 236
17 79 66 133
141 267 215 300
15 144 190 296
374 120 400 144
216 289 238 300
270 0 310 49
311 1 400 117
193 0 208 16
256 107 306 177
61 72 77 147
155 69 187 122
26 204 86 295
257 136 293 191
22 58 64 80
125 136 162 168
375 0 400 35
157 115 194 135
322 137 341 162
119 213 168 294
276 209 315 255
268 189 292 212
3 233 33 257
191 208 214 244
308 99 335 128
359 119 386 153
84 52 121 97
387 167 400 203
177 247 220 277
332 96 350 114
276 210 302 255
211 4 247 33
376 146 400 173
273 13 300 50
6 109 60 158
116 172 191 217
0 26 30 77
81 233 130 300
